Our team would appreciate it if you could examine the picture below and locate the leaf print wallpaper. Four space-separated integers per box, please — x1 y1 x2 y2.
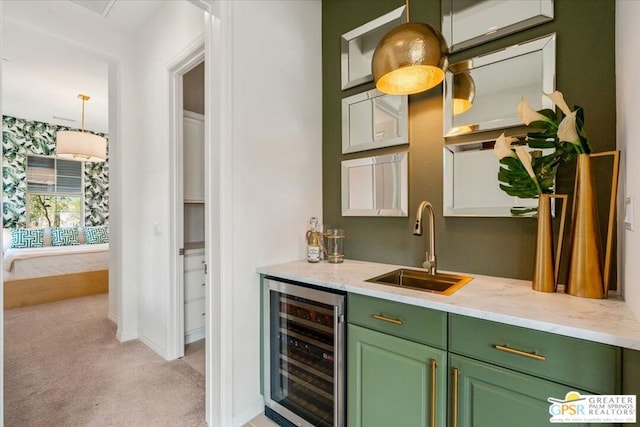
2 116 109 228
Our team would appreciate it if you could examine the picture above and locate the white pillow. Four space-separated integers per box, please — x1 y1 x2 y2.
43 228 53 247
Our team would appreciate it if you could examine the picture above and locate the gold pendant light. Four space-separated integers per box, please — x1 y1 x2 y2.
371 0 449 95
450 61 475 115
56 94 107 163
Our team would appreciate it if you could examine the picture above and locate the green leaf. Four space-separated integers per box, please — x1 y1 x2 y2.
527 139 556 149
510 207 538 216
538 109 558 121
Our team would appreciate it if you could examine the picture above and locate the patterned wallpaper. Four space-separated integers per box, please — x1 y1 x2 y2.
2 116 109 228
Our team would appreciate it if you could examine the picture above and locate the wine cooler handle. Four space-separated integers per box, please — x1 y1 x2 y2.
451 367 459 427
430 359 436 427
371 314 403 325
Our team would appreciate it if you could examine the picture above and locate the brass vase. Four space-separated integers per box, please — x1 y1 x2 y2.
565 152 620 299
532 194 567 293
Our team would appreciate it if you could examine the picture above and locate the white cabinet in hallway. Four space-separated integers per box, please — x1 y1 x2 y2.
183 110 205 203
184 248 205 343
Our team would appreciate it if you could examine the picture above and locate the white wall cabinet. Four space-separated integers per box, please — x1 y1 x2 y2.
183 110 205 203
184 248 205 343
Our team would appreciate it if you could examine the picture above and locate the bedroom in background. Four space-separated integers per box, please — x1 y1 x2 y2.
1 15 110 309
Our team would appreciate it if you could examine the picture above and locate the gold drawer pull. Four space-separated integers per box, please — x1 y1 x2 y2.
429 359 436 427
201 283 205 287
494 344 546 361
371 314 403 325
451 367 459 427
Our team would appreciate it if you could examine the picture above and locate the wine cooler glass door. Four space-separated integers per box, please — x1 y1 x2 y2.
265 279 345 427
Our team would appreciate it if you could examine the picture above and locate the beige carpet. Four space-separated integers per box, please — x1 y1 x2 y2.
184 340 205 377
4 293 206 427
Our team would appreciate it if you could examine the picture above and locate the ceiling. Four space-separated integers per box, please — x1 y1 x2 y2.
2 0 160 134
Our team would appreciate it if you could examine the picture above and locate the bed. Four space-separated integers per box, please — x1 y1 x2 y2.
3 228 109 309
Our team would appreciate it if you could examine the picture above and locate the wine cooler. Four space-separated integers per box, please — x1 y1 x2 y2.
263 277 345 427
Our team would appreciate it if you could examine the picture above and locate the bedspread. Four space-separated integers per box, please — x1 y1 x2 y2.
3 243 109 272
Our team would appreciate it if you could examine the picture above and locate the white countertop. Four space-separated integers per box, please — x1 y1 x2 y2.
257 259 640 351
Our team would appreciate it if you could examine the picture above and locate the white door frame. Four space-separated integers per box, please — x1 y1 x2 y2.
182 1 234 426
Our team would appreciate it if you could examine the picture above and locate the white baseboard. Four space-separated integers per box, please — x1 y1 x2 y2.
139 335 168 360
107 310 117 324
233 397 265 427
185 327 205 344
116 328 138 342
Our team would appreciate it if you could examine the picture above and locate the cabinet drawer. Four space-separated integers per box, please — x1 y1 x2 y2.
185 270 205 300
184 253 205 271
348 293 446 349
185 297 205 332
449 314 621 394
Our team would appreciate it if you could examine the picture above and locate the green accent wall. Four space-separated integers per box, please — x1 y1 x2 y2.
2 116 109 228
322 0 616 283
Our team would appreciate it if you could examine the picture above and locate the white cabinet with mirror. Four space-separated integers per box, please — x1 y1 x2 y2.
341 5 406 90
442 0 554 52
342 89 408 154
443 140 554 217
341 152 408 217
443 33 556 138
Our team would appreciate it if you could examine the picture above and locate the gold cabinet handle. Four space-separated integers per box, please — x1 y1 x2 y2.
371 314 403 325
201 283 205 287
451 367 459 427
494 344 546 361
430 359 436 427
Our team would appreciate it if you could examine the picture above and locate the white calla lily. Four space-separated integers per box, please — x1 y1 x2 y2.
544 91 573 116
517 97 546 125
515 146 536 179
494 132 517 160
557 111 580 144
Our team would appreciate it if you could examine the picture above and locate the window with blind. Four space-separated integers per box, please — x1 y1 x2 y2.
26 155 83 227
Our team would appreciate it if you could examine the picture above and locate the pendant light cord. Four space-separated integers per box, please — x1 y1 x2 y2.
406 0 410 22
78 94 90 133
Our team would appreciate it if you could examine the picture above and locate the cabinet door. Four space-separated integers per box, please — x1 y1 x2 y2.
449 355 613 427
183 112 205 202
348 324 447 427
185 297 205 334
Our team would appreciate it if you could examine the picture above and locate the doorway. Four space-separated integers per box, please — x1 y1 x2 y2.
182 61 206 369
168 44 206 363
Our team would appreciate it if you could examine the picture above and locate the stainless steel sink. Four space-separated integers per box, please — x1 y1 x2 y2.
366 268 473 295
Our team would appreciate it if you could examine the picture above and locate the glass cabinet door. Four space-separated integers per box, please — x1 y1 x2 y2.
269 289 337 427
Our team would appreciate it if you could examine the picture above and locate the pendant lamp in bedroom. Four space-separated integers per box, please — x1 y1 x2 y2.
56 94 107 163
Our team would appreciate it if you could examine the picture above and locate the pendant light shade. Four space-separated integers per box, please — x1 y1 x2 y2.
452 71 475 115
56 94 107 163
57 131 107 162
372 21 449 95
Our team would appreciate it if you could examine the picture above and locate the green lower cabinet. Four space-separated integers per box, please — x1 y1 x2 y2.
348 324 447 427
449 355 613 427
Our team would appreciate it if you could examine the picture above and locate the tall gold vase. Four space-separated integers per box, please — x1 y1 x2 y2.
565 152 620 299
532 194 567 293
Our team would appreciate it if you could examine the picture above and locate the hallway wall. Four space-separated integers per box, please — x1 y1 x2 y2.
131 0 204 358
227 1 323 422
